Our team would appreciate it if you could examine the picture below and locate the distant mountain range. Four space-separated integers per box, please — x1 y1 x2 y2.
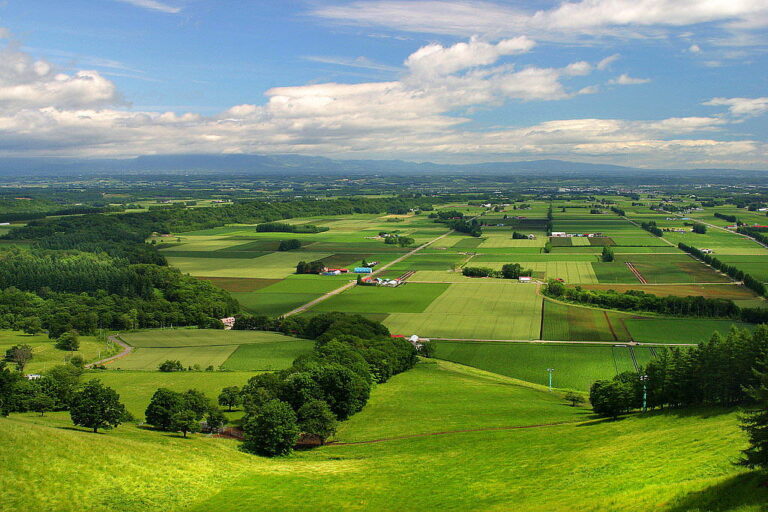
0 154 763 176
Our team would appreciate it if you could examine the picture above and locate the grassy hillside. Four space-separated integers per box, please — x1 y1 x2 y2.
2 360 766 512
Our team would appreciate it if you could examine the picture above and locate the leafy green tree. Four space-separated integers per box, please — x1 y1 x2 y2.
601 246 615 262
69 379 126 433
20 317 43 335
55 331 80 351
5 344 33 371
0 362 23 416
68 354 85 368
590 380 633 419
297 399 337 444
564 391 586 407
158 360 184 372
205 407 227 433
418 340 436 358
242 399 300 457
218 386 242 411
171 410 200 438
145 388 184 430
182 389 211 420
39 364 83 409
27 393 55 416
278 239 301 251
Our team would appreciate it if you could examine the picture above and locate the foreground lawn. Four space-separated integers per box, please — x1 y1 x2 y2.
2 361 766 512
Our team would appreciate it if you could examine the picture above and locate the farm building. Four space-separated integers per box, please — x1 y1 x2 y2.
551 232 567 237
354 267 373 273
220 317 236 329
519 276 532 283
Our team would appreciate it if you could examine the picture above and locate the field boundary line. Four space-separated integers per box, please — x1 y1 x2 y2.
604 311 619 341
430 337 696 346
327 419 584 446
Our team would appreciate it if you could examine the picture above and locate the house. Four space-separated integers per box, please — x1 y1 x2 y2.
519 276 532 283
25 374 41 380
701 249 714 254
551 232 567 237
407 335 424 350
527 234 536 239
220 316 236 330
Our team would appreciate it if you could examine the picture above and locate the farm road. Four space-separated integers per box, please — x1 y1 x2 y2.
429 337 696 346
85 335 133 368
283 228 456 317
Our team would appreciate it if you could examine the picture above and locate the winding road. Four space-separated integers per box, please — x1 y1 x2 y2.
85 335 133 368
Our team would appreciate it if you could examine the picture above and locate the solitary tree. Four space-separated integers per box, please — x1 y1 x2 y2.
601 246 615 262
5 344 33 371
218 386 242 411
171 410 200 438
564 391 586 407
55 331 80 352
69 380 126 433
242 399 300 457
205 407 227 433
158 360 184 372
297 399 337 445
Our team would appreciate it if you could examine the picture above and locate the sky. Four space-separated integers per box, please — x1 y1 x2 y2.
0 0 767 169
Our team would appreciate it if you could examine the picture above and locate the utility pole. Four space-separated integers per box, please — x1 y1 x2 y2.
640 374 648 412
547 368 555 392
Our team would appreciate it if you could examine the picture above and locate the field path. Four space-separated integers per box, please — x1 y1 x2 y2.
429 337 696 346
85 335 133 368
283 228 457 317
328 419 584 446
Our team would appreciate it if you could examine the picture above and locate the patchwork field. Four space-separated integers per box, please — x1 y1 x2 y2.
0 331 113 373
542 300 633 341
116 330 307 371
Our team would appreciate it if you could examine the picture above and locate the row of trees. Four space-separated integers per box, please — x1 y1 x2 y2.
256 222 328 234
145 388 226 437
640 221 663 237
295 260 327 274
278 239 301 251
590 326 768 418
715 212 739 223
678 243 767 296
544 280 742 318
462 263 533 279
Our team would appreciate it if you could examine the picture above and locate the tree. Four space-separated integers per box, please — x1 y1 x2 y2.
0 362 23 416
564 391 586 407
171 410 200 438
39 364 83 409
182 389 211 420
218 386 242 411
55 331 80 352
27 393 55 416
158 360 184 372
278 239 301 251
205 407 227 433
242 399 300 457
692 222 707 234
69 379 126 433
601 246 615 262
5 344 33 371
739 355 768 470
68 354 85 368
145 388 184 430
590 380 633 420
297 399 337 444
19 317 43 335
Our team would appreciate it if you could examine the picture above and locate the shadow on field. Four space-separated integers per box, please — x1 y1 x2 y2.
664 473 768 512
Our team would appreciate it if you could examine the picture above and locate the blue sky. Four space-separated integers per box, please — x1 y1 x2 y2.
0 0 766 168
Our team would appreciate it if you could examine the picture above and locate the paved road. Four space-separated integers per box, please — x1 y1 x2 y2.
85 335 133 368
282 228 456 317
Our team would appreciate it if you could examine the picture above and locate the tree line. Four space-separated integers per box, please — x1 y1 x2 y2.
590 326 768 419
462 263 533 279
678 243 766 297
256 222 328 234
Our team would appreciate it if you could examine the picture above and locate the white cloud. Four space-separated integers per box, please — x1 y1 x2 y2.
303 55 401 72
608 73 651 85
704 97 768 117
688 44 702 53
312 1 768 44
563 61 592 76
115 0 181 13
404 36 534 78
596 54 620 70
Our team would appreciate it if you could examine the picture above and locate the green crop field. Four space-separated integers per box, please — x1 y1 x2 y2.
221 339 314 371
434 341 651 389
624 318 757 344
312 283 450 314
4 360 763 512
542 300 632 341
384 282 542 339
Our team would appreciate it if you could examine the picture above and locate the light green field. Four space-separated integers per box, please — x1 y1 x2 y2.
115 330 303 371
0 331 114 373
476 260 599 283
435 341 650 389
625 318 756 344
166 251 333 278
3 360 763 512
384 282 542 339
